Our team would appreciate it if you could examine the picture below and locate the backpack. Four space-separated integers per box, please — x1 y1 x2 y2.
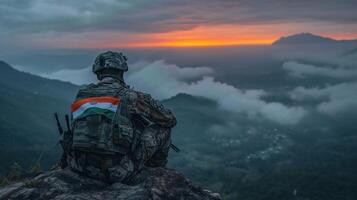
70 83 134 156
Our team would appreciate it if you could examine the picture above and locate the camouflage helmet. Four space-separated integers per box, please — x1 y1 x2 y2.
92 51 128 74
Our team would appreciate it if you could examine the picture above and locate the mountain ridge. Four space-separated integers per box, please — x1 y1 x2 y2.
0 60 79 102
273 33 357 45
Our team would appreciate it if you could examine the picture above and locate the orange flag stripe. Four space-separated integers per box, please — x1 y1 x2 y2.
71 96 120 112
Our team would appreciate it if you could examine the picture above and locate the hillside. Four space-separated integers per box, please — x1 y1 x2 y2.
0 61 79 173
0 61 78 102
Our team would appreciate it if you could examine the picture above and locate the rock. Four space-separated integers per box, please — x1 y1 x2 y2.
0 168 221 200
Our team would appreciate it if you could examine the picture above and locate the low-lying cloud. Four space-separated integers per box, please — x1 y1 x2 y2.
39 67 96 85
290 82 357 115
283 61 357 78
127 60 306 125
40 60 306 125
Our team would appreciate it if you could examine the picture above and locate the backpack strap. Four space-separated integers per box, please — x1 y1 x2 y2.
115 88 142 154
109 87 136 152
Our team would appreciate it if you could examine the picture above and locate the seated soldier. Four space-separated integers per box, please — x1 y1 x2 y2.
68 51 176 183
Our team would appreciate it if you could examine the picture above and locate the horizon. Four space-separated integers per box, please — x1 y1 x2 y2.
56 32 357 49
2 32 356 51
52 32 357 49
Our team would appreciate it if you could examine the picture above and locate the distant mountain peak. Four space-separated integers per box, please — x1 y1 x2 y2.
163 93 216 106
273 33 337 45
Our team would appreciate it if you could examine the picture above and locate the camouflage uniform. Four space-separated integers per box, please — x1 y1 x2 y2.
68 52 176 184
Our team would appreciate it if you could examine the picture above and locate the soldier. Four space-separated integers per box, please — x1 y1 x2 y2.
68 51 176 183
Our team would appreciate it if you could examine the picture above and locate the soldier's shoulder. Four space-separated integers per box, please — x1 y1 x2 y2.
75 83 94 93
76 83 100 94
134 90 153 101
130 89 161 104
75 84 95 99
135 90 169 110
82 83 97 90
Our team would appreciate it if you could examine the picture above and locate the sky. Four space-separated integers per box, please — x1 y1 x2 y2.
1 0 357 50
1 0 357 126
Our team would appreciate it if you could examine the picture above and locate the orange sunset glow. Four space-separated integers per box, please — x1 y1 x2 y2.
95 25 280 48
60 25 279 49
142 25 282 47
127 39 274 48
45 24 357 49
98 28 357 48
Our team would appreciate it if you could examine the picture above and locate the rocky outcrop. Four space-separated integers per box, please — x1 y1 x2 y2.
0 168 221 200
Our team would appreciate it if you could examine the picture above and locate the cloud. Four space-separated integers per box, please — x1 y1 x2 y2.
283 61 357 78
126 60 213 99
127 60 306 125
281 46 357 117
1 0 357 35
39 66 96 85
178 77 306 125
290 82 357 115
40 60 306 125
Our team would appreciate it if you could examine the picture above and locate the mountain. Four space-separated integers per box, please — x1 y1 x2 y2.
0 61 79 174
0 61 78 102
273 33 357 45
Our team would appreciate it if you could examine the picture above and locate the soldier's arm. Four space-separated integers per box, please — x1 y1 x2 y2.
108 125 170 183
107 91 175 183
129 92 177 128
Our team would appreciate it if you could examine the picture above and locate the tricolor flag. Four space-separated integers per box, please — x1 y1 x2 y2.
71 96 120 120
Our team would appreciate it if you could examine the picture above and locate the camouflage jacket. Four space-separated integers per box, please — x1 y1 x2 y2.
71 77 176 182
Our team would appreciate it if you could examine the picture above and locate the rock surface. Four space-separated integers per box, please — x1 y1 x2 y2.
0 168 221 200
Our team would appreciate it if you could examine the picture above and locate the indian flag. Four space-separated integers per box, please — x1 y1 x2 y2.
71 96 120 120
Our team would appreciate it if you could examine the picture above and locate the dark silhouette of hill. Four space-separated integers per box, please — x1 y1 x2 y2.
0 61 78 102
0 61 79 174
273 33 357 45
